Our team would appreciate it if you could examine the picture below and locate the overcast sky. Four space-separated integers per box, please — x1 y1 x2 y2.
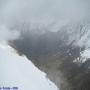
0 0 89 28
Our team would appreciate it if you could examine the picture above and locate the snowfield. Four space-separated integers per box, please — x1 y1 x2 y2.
0 42 58 90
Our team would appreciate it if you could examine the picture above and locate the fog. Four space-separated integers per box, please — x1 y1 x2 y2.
0 0 89 30
0 1 90 90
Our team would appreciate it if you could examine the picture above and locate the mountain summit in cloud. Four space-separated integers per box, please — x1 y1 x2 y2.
10 21 90 90
0 0 90 90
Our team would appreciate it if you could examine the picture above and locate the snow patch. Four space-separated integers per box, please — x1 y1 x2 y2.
0 43 58 90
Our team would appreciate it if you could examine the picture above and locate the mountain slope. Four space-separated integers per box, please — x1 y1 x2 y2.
0 42 57 90
10 22 90 90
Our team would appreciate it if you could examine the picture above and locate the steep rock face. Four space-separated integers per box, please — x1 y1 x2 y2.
9 22 90 90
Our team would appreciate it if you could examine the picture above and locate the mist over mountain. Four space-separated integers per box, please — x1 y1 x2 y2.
0 0 90 90
0 0 89 27
9 21 90 90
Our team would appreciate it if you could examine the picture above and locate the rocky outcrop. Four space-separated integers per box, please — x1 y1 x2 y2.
9 23 90 90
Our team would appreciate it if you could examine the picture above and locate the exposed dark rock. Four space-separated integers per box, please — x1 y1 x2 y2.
9 24 90 90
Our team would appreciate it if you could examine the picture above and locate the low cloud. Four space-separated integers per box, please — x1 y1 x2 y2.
0 25 20 42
